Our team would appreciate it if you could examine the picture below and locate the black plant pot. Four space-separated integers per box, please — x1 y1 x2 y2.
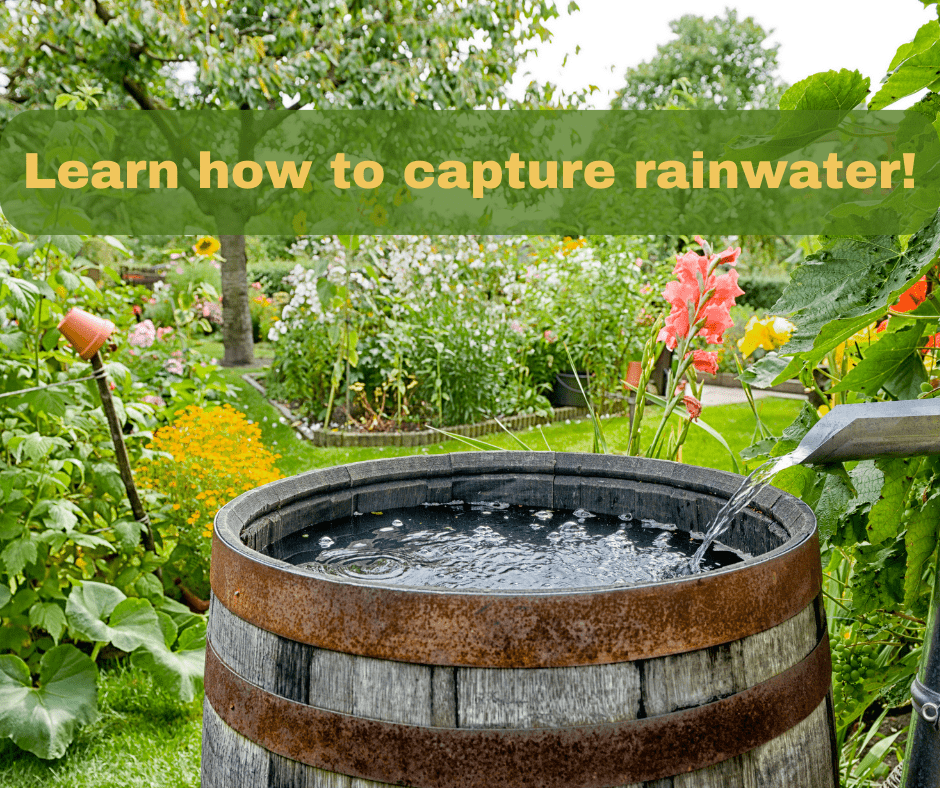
549 371 591 408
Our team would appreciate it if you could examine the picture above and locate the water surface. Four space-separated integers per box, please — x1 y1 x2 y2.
270 502 744 590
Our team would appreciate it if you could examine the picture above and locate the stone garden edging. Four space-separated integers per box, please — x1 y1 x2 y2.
241 374 590 448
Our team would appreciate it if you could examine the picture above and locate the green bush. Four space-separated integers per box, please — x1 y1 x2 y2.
247 258 306 296
736 274 789 311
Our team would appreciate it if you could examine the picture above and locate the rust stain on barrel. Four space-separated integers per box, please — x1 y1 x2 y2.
210 528 821 668
205 634 832 788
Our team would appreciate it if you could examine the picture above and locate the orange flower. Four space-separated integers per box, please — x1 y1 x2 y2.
894 277 928 313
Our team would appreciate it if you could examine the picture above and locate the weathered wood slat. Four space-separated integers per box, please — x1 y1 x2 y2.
456 662 642 728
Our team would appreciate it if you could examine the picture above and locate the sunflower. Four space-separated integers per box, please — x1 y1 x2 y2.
193 236 221 256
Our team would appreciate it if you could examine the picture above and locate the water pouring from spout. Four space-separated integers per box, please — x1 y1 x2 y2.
691 400 940 571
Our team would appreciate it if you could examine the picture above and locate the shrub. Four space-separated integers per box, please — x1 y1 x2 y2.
735 274 789 311
137 405 282 599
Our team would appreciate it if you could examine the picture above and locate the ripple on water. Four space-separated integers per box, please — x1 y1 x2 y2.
270 503 744 591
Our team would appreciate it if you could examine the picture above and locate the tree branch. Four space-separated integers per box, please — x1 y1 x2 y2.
92 0 113 24
39 40 79 59
121 76 168 111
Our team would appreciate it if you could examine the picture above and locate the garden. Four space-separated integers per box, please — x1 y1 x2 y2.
2 1 940 786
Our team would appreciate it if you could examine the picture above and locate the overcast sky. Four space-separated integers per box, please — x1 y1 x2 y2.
513 1 937 108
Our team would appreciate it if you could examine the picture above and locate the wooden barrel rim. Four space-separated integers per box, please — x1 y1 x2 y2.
210 453 821 667
204 632 832 788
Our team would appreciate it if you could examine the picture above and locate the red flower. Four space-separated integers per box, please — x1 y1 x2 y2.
657 245 744 350
688 350 719 375
132 305 142 316
894 277 928 313
925 333 940 349
683 394 702 421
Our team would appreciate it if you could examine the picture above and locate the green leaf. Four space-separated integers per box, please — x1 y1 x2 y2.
32 500 80 532
889 20 940 71
156 596 200 633
0 587 11 609
830 324 925 397
2 536 38 575
65 581 124 642
868 458 919 545
740 437 778 462
28 602 66 645
131 618 206 702
775 212 940 365
133 573 163 604
112 520 143 553
0 645 98 759
904 493 940 608
778 69 870 111
155 611 178 649
815 472 853 542
773 402 820 455
0 332 26 352
23 388 67 419
738 353 802 389
871 39 940 109
846 461 885 516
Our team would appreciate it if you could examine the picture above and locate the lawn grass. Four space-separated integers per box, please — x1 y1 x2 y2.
0 662 203 788
0 359 803 786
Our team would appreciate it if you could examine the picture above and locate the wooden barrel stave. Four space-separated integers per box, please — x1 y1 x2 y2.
205 595 833 787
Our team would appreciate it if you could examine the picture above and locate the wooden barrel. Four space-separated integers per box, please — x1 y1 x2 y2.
203 452 836 788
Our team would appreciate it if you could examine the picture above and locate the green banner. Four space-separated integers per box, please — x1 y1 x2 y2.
1 109 938 235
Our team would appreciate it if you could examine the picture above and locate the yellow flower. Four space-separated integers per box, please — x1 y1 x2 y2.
370 205 388 227
738 316 795 357
194 236 221 256
817 404 830 418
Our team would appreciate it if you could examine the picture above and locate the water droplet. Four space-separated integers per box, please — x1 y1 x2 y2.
392 519 404 527
618 512 633 522
573 508 595 518
533 510 553 520
318 536 334 548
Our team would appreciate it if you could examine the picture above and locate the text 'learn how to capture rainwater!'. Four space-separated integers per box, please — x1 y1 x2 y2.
270 502 748 591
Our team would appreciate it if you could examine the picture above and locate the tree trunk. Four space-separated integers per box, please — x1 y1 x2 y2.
219 234 255 366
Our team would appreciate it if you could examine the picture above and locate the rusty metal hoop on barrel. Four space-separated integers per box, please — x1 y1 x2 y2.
202 452 837 788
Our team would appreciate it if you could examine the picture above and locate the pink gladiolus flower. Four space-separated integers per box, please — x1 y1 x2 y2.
689 350 719 375
683 394 702 421
657 244 744 350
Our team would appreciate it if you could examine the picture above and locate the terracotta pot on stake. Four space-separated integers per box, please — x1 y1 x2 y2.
57 308 156 556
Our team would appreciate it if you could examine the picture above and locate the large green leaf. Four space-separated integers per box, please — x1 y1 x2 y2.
66 581 163 652
28 602 67 645
737 352 798 389
131 619 206 702
904 493 940 608
778 69 870 111
0 645 98 759
774 212 940 365
891 20 940 71
871 39 940 109
815 472 853 542
868 458 920 545
2 535 38 575
830 324 926 398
